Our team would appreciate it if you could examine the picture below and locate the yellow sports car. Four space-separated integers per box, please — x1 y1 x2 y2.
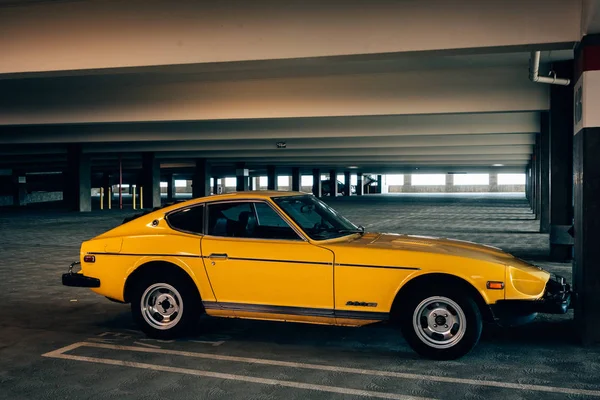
62 191 572 359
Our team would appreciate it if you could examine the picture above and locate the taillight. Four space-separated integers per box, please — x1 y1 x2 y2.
83 255 96 263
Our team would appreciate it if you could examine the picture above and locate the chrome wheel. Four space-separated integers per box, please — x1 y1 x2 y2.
412 296 467 349
140 283 183 330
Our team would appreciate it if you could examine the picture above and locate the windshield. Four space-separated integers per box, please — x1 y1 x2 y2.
272 195 362 240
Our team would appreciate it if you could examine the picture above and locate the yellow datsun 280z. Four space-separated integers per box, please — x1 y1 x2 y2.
63 191 572 359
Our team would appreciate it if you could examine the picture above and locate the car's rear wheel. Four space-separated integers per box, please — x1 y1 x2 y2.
131 273 201 339
400 289 482 360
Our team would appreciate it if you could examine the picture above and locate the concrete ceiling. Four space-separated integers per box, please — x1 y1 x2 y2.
0 0 581 177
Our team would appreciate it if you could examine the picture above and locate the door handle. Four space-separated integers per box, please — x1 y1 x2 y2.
209 253 228 260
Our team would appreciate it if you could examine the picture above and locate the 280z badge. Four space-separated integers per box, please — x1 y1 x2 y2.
346 301 378 307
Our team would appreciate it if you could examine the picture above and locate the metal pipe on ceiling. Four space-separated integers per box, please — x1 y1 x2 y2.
529 51 570 86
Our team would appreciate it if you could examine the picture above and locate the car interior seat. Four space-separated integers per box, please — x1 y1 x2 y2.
237 211 257 237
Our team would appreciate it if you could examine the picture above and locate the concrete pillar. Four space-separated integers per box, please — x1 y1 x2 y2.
376 175 382 194
489 172 498 192
141 152 160 209
291 167 301 191
404 173 412 187
102 172 111 208
525 163 531 204
213 177 220 195
572 35 600 345
12 172 27 206
64 144 91 212
312 168 321 197
549 60 575 261
343 171 351 196
356 173 364 196
445 173 453 192
267 165 276 190
534 140 541 219
236 162 249 192
529 156 536 211
539 112 551 233
166 173 175 202
329 170 338 196
192 158 210 198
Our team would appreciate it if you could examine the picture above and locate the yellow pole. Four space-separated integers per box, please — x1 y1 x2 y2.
100 187 104 210
140 186 144 209
108 187 112 209
133 186 137 210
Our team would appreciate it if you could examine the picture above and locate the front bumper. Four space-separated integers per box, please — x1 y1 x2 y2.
62 261 100 288
491 274 572 323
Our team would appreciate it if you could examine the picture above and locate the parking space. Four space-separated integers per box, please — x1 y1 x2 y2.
1 194 596 399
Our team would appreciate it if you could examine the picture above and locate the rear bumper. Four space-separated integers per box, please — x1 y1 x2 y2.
62 261 100 288
491 274 572 324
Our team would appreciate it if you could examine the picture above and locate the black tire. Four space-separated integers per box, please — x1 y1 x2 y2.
399 288 482 360
130 272 202 339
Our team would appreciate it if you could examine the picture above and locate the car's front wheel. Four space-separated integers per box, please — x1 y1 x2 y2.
130 273 201 339
400 289 482 360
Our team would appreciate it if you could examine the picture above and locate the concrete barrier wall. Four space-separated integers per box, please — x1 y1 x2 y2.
0 191 63 207
388 184 524 193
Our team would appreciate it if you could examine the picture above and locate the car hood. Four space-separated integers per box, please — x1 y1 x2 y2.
340 232 516 264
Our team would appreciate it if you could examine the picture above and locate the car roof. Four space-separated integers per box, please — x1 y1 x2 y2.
158 190 311 214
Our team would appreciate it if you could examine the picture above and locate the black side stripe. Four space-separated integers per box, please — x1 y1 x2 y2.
336 263 420 271
202 301 389 321
202 256 331 266
89 253 418 271
202 255 417 270
334 310 389 320
88 252 202 258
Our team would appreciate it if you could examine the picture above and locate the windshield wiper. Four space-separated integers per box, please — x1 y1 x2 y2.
333 226 365 235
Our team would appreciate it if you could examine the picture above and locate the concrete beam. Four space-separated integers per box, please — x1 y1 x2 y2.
0 112 541 144
0 67 549 125
0 0 579 75
76 133 534 154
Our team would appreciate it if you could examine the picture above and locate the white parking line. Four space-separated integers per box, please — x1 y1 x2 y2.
133 341 161 349
42 342 600 398
42 343 431 400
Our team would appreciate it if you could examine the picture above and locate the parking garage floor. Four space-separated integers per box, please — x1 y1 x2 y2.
0 193 596 400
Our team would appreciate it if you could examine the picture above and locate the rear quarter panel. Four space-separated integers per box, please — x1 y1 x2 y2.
80 217 215 302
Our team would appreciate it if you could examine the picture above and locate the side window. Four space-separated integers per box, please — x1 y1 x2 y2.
252 202 301 240
254 202 289 228
207 201 301 240
207 202 253 237
167 206 204 234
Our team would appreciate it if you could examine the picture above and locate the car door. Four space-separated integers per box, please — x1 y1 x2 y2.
200 199 335 322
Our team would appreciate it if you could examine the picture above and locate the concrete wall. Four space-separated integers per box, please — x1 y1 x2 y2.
0 191 63 207
388 184 525 193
